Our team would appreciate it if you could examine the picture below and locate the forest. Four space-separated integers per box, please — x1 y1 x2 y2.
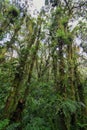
0 0 87 130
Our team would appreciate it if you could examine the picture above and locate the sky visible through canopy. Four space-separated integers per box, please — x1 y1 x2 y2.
33 0 45 11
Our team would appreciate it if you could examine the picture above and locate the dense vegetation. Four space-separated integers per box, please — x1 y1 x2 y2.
0 0 87 130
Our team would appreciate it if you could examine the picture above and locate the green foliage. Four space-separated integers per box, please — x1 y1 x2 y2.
0 60 15 114
0 119 9 130
56 29 72 44
61 99 78 116
24 117 50 130
77 122 87 129
22 81 58 129
56 7 63 15
56 29 65 39
6 122 20 130
7 6 19 18
61 17 69 26
0 1 87 130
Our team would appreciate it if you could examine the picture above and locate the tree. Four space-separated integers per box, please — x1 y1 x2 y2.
0 0 87 130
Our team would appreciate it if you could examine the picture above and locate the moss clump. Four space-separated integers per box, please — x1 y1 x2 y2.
56 29 73 44
56 7 63 14
6 6 19 24
61 17 69 27
8 6 19 17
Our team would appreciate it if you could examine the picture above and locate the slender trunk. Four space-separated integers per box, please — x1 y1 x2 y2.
59 41 66 96
67 44 75 99
3 22 41 124
52 53 58 90
58 41 67 130
67 44 77 130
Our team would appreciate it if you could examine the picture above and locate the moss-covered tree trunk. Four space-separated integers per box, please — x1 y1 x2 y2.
67 43 77 130
58 40 67 130
74 54 87 130
52 51 58 90
67 44 75 99
3 18 42 124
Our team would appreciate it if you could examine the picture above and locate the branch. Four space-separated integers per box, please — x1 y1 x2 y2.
63 0 72 13
72 1 87 10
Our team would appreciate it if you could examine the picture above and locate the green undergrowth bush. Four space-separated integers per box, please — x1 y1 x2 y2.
20 80 83 130
0 119 9 130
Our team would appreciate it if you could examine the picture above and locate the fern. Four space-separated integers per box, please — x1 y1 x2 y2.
0 119 9 130
23 117 51 130
61 99 78 117
77 122 87 128
6 122 20 130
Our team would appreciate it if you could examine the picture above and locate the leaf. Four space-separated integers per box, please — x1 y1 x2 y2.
0 119 9 130
6 123 20 130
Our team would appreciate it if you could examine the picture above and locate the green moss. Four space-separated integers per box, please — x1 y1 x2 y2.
56 29 65 37
5 6 20 24
61 17 69 27
56 7 63 15
7 6 19 18
56 29 73 44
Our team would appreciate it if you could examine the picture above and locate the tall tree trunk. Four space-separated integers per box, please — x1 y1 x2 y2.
52 52 58 90
3 20 41 125
58 41 67 130
67 44 77 130
67 44 75 99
